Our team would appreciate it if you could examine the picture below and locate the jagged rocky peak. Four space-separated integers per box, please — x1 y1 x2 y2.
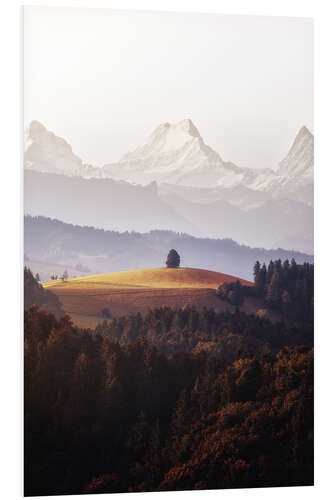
24 120 84 176
152 118 200 137
23 120 314 204
26 120 73 152
297 125 312 139
290 125 313 154
277 125 313 179
101 118 233 188
178 118 201 137
289 125 313 151
28 120 48 137
145 118 203 154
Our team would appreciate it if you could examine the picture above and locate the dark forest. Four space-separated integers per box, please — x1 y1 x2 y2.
24 264 313 495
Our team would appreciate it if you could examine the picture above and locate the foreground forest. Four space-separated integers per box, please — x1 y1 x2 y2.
24 261 314 496
25 306 313 495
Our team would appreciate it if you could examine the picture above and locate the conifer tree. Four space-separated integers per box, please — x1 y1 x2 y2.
254 262 266 296
166 249 180 268
266 268 283 307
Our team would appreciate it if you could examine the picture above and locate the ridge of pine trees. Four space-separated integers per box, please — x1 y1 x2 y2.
216 260 313 323
93 305 313 362
253 259 313 322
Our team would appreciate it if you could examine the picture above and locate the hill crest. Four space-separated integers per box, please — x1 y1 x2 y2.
44 266 253 290
43 266 254 328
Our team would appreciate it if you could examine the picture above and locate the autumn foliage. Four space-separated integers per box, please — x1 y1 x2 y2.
25 303 313 495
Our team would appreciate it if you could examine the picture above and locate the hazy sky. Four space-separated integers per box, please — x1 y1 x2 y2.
24 7 313 169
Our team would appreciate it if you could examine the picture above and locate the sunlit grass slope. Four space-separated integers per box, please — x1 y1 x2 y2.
44 267 252 290
43 267 253 328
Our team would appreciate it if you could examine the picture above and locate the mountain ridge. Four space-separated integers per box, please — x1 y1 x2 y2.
103 118 239 188
24 169 313 253
24 119 313 204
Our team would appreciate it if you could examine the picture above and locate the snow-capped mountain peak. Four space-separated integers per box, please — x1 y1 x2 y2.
24 120 313 206
121 119 208 161
145 119 201 154
241 125 314 206
277 125 313 180
102 118 245 188
25 120 83 175
24 121 104 178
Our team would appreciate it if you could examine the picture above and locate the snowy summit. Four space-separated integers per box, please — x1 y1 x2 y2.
24 118 313 205
103 119 242 188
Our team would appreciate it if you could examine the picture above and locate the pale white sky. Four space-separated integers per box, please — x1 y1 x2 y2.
24 7 313 169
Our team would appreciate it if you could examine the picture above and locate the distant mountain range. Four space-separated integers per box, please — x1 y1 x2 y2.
103 120 314 207
24 119 314 253
25 118 313 207
24 168 313 252
24 215 313 282
24 170 198 235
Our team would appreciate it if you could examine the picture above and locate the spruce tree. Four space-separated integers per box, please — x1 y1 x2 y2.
266 268 283 308
166 249 180 268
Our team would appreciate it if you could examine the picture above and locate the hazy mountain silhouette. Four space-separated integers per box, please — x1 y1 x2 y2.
24 170 199 235
25 169 313 253
24 120 313 252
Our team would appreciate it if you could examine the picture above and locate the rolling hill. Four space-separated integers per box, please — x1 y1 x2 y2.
43 267 258 328
44 267 252 290
24 215 313 283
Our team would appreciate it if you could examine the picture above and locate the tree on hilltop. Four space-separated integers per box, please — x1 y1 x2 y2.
166 249 180 268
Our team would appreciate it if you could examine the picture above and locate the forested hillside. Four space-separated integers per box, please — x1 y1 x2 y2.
24 267 63 317
25 306 313 495
217 260 314 323
93 305 313 361
253 260 314 322
24 256 314 496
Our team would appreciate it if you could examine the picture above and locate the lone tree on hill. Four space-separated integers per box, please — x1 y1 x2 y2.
166 249 180 268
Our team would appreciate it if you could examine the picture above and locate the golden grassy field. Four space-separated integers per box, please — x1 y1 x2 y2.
44 267 253 328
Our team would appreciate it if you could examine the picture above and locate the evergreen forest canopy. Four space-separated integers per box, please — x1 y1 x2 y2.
25 305 313 495
253 259 314 321
24 263 314 495
217 259 314 323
